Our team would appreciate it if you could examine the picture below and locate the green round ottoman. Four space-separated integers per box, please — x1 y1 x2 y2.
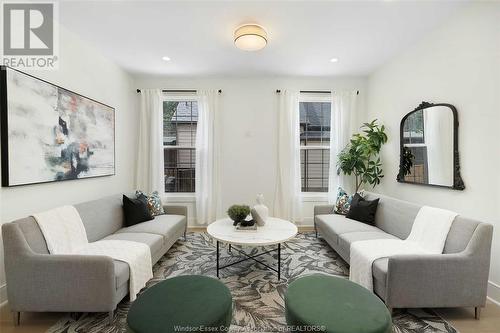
127 275 232 333
285 274 391 333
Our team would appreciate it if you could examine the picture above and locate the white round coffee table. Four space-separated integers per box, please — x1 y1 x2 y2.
207 217 298 280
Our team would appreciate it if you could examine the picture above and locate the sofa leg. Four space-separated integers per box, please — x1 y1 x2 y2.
12 311 20 326
108 311 114 325
314 222 318 238
475 307 481 320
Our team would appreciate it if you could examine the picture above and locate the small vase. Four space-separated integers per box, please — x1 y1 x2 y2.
251 194 269 226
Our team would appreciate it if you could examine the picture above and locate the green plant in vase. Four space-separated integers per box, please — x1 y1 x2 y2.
227 205 251 226
337 119 388 192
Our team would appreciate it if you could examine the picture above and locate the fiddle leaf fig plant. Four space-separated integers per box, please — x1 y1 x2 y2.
337 119 388 192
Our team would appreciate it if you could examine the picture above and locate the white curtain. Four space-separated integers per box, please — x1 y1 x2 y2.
196 90 222 225
274 90 302 222
328 90 358 202
136 89 164 194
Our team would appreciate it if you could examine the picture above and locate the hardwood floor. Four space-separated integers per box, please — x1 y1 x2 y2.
0 303 60 333
436 301 500 333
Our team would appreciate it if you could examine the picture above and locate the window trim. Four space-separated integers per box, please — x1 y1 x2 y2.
162 192 196 202
299 94 332 194
163 95 199 195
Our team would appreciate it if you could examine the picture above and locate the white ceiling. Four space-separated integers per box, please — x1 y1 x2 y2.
59 1 466 77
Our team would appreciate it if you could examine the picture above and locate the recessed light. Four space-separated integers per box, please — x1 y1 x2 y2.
330 58 339 63
162 56 171 61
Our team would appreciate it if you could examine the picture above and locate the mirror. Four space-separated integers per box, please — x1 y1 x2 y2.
397 102 464 190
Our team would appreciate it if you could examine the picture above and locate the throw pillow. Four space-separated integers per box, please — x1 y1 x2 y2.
136 190 165 216
333 187 364 215
123 195 154 227
346 193 380 225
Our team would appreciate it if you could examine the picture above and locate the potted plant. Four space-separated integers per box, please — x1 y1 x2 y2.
227 205 253 226
337 119 388 192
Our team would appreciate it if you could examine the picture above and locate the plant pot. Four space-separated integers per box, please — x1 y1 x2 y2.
240 219 255 227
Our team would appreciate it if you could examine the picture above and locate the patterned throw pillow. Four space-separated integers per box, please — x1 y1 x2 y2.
136 190 165 216
333 187 364 215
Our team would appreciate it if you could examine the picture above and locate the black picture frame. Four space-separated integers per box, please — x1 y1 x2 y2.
0 66 116 187
396 101 465 190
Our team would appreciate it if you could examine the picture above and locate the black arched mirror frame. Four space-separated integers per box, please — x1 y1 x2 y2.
397 101 465 190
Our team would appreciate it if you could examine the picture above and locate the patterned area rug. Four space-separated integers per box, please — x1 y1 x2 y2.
48 233 458 333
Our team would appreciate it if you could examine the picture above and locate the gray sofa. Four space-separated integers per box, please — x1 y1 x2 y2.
2 193 187 325
314 192 493 318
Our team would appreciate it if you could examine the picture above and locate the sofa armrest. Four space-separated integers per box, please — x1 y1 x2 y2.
385 253 488 308
163 205 188 218
7 253 116 312
314 205 334 217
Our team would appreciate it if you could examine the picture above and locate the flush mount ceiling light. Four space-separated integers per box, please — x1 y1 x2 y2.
330 58 339 63
162 56 171 61
234 24 267 51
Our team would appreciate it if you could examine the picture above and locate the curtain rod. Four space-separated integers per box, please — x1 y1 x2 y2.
136 89 222 93
275 89 359 95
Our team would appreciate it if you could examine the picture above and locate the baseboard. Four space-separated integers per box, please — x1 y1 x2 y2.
487 280 500 306
0 283 7 306
295 217 314 226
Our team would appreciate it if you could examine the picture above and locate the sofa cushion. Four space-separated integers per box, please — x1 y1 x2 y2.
136 190 165 216
122 195 154 227
338 231 399 260
334 187 358 215
116 214 186 239
316 214 380 244
346 194 380 225
103 232 164 256
364 192 420 239
75 194 127 242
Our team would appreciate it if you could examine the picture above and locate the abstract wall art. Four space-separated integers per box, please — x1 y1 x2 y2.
0 66 115 187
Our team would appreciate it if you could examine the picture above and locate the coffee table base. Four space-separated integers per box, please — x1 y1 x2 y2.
216 241 281 280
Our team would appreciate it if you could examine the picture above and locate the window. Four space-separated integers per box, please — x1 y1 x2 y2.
403 110 429 183
163 98 198 193
299 94 331 192
403 110 425 144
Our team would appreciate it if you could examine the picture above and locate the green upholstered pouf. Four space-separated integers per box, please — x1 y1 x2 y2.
127 275 232 333
285 274 391 333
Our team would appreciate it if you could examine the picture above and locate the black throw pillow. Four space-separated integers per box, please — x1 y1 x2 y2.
122 195 154 227
346 193 379 225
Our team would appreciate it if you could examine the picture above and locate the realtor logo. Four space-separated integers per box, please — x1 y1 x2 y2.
1 1 59 69
3 3 53 55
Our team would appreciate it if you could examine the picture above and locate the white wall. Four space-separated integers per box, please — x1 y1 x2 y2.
134 76 367 226
0 26 138 304
365 2 500 303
